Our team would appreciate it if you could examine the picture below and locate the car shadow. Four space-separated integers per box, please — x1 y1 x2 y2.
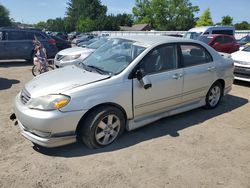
0 78 20 90
233 80 250 87
33 94 248 157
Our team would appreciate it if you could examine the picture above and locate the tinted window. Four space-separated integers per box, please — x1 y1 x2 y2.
180 44 212 67
140 44 177 74
212 36 223 44
6 31 26 40
212 30 233 35
26 32 35 40
224 36 234 43
33 33 46 40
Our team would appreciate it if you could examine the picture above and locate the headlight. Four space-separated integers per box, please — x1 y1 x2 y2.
28 95 70 111
60 54 81 61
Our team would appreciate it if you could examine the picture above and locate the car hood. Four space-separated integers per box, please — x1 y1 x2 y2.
25 66 110 98
232 50 250 62
57 47 94 56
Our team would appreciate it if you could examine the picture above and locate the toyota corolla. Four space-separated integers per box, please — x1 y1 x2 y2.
14 36 234 149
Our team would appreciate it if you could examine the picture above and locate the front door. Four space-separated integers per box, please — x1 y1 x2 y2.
133 44 183 118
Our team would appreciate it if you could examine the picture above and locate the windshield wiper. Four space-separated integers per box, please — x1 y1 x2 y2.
87 65 111 75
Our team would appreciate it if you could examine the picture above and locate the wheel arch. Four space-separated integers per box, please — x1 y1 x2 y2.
213 79 225 95
75 102 128 135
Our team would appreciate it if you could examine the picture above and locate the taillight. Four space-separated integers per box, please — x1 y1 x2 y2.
48 39 56 45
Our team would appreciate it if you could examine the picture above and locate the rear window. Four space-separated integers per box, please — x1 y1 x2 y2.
212 30 234 35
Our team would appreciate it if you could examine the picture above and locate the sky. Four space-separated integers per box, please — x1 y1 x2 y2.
0 0 249 24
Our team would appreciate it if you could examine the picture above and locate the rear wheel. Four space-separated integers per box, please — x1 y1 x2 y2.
32 65 41 76
205 82 223 109
80 106 125 149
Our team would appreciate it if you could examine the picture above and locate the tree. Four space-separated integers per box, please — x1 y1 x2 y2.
235 21 250 30
132 0 199 31
196 8 213 27
0 4 11 27
221 15 233 25
115 13 133 27
133 0 154 26
66 0 107 31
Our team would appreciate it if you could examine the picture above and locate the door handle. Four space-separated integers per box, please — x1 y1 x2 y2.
172 73 183 79
207 66 216 72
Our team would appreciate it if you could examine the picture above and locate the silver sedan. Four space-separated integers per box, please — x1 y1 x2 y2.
14 36 234 148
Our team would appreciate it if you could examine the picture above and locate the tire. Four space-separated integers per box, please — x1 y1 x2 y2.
32 65 41 76
205 82 223 109
32 65 54 76
80 106 125 149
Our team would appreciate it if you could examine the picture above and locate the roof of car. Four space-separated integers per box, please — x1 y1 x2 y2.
110 35 195 46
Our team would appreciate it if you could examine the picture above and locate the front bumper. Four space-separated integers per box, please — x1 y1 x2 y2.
234 66 250 82
14 93 86 147
18 121 76 148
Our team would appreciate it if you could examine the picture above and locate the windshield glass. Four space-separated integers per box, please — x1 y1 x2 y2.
86 38 108 49
82 38 146 75
184 32 202 39
242 46 250 52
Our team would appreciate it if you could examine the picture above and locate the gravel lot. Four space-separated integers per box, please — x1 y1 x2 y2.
0 61 250 188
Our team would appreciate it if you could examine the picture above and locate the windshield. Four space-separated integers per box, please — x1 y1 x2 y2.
242 46 250 52
184 32 202 39
82 38 146 75
197 36 212 44
86 38 108 49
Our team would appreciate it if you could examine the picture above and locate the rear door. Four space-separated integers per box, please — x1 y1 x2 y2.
4 30 30 59
223 36 236 53
179 43 215 104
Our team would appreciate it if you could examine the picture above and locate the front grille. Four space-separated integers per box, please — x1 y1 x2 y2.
20 88 31 105
234 66 250 78
56 54 63 61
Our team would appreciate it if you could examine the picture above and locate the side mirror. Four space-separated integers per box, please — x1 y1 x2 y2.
135 69 152 90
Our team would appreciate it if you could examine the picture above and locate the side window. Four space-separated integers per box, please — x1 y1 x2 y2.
224 36 234 43
140 44 177 74
33 33 46 40
26 32 35 40
180 44 212 67
6 31 26 40
213 36 223 44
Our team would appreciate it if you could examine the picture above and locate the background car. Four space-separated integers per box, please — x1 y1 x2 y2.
0 27 58 62
198 34 239 53
237 35 250 47
54 37 108 68
231 46 250 82
71 34 95 46
50 35 71 51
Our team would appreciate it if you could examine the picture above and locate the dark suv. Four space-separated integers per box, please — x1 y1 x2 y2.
0 27 58 62
198 34 239 54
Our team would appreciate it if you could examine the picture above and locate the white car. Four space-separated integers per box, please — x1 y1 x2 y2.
54 38 108 68
231 46 250 82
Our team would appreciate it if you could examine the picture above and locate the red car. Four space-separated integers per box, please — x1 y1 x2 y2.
198 34 239 53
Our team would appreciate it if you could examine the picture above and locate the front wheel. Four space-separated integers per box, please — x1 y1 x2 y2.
80 106 125 149
205 82 223 109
